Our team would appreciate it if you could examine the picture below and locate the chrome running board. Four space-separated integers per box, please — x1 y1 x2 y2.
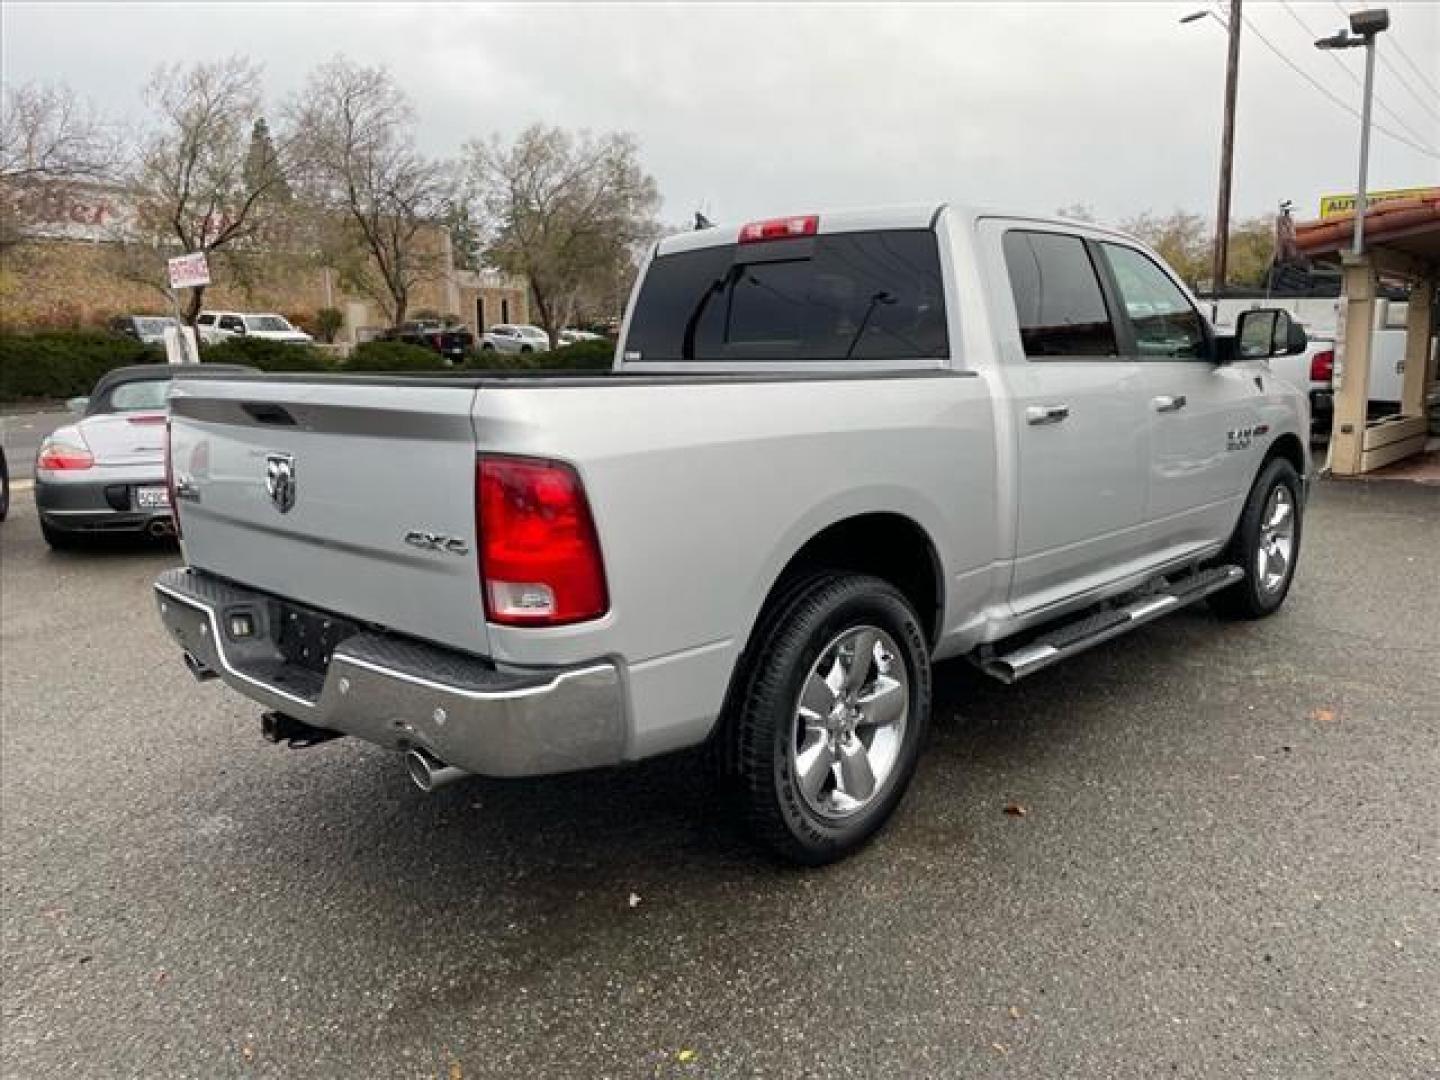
979 565 1244 684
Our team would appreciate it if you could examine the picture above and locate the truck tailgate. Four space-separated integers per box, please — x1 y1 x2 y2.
168 376 490 657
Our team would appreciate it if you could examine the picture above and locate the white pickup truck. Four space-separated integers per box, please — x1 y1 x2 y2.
155 205 1311 864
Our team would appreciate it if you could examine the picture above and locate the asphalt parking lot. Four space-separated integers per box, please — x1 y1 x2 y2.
2 481 1437 1079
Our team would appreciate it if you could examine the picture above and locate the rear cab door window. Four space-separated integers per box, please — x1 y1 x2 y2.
1002 230 1118 359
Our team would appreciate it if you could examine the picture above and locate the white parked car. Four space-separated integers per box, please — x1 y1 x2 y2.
197 311 313 345
479 324 550 354
558 328 605 346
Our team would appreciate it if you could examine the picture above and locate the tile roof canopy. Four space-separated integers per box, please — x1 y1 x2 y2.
1294 188 1440 263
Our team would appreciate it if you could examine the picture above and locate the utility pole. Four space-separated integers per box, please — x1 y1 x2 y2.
1212 0 1242 295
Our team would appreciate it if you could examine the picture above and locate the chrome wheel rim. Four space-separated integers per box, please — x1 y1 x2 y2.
790 625 909 820
1256 485 1296 594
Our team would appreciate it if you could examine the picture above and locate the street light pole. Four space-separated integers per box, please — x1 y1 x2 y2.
1315 9 1390 256
1353 32 1377 254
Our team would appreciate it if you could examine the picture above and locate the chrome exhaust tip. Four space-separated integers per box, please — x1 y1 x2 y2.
404 748 469 793
182 651 217 681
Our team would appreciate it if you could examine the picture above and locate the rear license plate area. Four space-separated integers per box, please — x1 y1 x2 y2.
135 485 170 509
274 603 359 675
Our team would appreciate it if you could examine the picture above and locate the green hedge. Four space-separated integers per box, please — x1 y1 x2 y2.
0 331 164 400
470 337 615 372
343 340 451 372
200 336 331 372
0 328 615 401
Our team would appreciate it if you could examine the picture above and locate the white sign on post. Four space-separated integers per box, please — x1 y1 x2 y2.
167 252 211 290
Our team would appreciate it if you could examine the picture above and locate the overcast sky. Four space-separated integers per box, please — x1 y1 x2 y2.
3 1 1437 228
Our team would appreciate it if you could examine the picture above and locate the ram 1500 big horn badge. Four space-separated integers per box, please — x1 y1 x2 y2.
155 205 1310 863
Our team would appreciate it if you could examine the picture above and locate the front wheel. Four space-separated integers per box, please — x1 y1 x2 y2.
717 573 932 865
1210 457 1303 619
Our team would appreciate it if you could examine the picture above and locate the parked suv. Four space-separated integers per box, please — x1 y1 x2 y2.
155 205 1310 864
197 311 313 345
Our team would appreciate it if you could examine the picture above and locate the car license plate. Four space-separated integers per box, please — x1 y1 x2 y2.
136 485 170 509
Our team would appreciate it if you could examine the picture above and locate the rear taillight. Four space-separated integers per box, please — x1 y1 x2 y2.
1309 349 1335 383
476 455 608 627
738 214 819 244
36 436 93 471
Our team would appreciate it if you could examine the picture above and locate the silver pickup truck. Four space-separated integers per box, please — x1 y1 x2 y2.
155 204 1310 864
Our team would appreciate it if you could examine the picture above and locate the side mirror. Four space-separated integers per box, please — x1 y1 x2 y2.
66 396 89 415
1235 308 1306 360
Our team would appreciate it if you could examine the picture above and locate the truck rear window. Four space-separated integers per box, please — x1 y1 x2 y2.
624 229 949 363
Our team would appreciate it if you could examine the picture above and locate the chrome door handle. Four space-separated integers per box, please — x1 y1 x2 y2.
1025 404 1070 426
1153 395 1187 413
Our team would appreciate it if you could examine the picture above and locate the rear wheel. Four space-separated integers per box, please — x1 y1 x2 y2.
717 573 931 865
1210 457 1303 619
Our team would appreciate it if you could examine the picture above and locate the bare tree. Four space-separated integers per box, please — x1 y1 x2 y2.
1 80 119 251
132 58 289 322
289 59 450 328
1121 209 1211 290
468 125 660 347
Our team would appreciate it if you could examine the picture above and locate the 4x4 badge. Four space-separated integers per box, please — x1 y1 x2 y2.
265 452 296 513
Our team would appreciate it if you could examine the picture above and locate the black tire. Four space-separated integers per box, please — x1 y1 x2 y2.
716 572 932 865
40 518 82 551
520 345 533 354
480 343 495 352
1210 457 1303 620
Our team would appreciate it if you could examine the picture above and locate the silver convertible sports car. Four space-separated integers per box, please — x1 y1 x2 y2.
35 364 252 549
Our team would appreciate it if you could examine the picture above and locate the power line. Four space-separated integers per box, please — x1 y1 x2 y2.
1276 0 1437 146
1388 38 1440 101
1375 42 1440 124
1329 0 1440 121
1236 7 1440 160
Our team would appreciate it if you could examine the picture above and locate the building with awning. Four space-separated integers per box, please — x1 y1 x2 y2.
1294 189 1440 476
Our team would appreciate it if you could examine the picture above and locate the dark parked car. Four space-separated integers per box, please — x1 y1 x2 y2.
34 364 253 549
378 320 476 364
109 315 179 345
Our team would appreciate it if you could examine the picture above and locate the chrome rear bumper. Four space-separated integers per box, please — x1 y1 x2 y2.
154 568 626 778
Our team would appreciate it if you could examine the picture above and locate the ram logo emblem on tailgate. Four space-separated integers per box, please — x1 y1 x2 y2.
265 452 297 513
404 531 470 556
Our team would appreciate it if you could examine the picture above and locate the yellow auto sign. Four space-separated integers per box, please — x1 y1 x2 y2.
1319 187 1438 218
